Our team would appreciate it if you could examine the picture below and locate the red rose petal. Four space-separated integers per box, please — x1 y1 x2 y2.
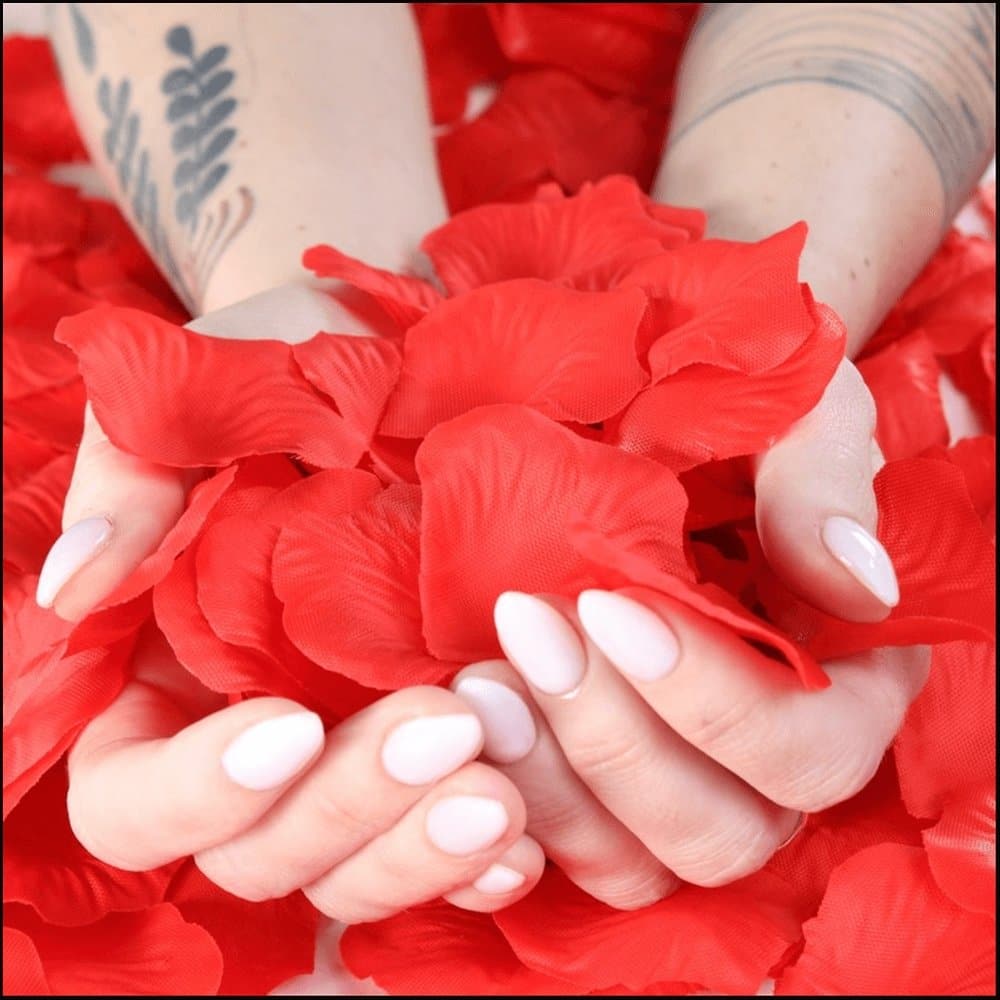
5 903 224 996
775 845 996 996
2 453 73 575
302 244 443 330
421 176 701 295
495 866 801 995
627 225 815 375
2 37 87 169
923 783 996 918
275 478 449 689
895 640 996 820
486 2 696 103
98 464 237 609
341 902 574 996
3 765 177 926
56 307 369 469
382 280 648 436
167 862 317 996
417 405 689 663
612 299 845 473
438 70 664 212
3 927 49 995
858 332 949 460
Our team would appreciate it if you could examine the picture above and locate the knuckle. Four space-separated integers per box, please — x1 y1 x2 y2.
675 695 764 761
676 818 782 888
304 881 387 925
312 786 384 845
564 729 653 782
578 864 677 911
194 847 284 903
774 737 884 813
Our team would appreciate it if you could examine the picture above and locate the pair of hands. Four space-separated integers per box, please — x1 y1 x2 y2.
45 283 927 919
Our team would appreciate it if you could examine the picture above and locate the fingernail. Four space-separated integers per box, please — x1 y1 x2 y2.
222 711 325 791
381 714 483 786
425 796 509 856
577 590 680 681
473 863 526 895
36 516 113 609
493 592 586 696
821 516 900 607
778 813 808 850
454 675 537 763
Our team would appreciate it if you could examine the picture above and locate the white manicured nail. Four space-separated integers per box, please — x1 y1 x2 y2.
222 711 324 791
577 590 680 681
36 516 113 608
494 592 586 695
821 516 900 607
454 675 537 763
425 796 509 856
381 714 483 786
473 863 526 895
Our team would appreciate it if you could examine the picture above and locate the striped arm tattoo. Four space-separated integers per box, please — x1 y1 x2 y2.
674 3 996 216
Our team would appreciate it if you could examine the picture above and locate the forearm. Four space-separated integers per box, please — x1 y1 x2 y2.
48 3 446 314
655 2 996 355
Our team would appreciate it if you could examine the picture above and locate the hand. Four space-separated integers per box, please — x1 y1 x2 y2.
68 629 544 922
451 362 930 908
36 283 372 621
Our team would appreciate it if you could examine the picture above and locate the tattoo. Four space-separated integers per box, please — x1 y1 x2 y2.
674 3 996 216
161 25 253 301
62 5 254 311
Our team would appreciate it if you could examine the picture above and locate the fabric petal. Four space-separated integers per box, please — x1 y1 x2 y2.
858 332 949 460
417 404 689 663
895 640 996 819
421 175 701 294
923 783 996 918
167 861 318 996
3 927 50 996
56 307 368 469
612 299 845 472
5 903 224 996
437 70 664 212
775 845 996 996
275 478 449 689
302 245 443 330
341 902 575 996
2 453 73 575
381 280 648 436
495 866 801 995
3 765 176 926
629 225 815 376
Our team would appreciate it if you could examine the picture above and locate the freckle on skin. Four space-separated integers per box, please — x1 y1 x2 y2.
769 161 778 169
864 257 871 267
849 268 857 280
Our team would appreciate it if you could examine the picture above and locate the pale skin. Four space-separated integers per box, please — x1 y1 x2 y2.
45 4 995 916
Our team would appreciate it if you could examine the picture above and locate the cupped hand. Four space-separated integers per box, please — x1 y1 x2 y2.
68 628 544 922
450 362 929 909
35 283 371 621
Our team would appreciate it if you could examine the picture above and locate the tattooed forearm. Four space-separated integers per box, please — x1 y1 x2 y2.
674 3 996 216
56 4 253 311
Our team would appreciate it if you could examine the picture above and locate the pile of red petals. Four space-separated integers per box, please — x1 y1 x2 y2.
4 18 997 997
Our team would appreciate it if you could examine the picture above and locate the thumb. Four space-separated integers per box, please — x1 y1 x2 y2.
754 358 898 623
36 403 195 622
38 283 383 621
